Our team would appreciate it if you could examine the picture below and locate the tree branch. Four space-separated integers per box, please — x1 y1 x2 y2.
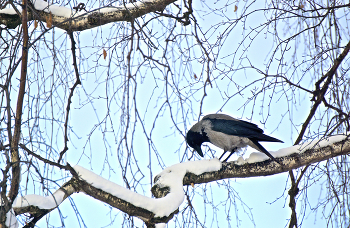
295 39 350 145
17 178 78 228
0 0 177 31
8 0 29 203
19 144 68 170
288 39 350 228
180 136 350 186
57 32 81 163
13 135 350 226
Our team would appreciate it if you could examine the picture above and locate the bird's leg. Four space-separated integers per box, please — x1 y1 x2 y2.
219 151 228 160
221 148 237 162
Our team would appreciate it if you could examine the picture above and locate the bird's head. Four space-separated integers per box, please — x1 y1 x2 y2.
186 130 204 157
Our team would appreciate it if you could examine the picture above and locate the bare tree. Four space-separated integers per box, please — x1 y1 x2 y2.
1 0 350 227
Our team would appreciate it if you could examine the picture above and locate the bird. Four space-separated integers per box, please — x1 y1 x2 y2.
186 113 283 163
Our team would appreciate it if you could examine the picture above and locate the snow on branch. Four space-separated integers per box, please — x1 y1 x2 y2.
0 198 18 228
12 178 77 227
74 159 221 220
0 0 177 30
13 159 221 225
11 134 350 226
181 134 350 186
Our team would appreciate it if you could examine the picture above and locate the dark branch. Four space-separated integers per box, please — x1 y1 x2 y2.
8 0 29 203
19 144 68 170
58 32 81 163
295 39 350 145
13 136 350 226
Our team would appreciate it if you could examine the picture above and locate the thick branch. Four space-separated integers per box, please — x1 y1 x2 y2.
0 0 177 31
8 0 29 203
17 179 78 228
288 39 350 227
181 137 350 186
14 136 350 226
295 39 350 145
14 177 177 226
74 177 178 224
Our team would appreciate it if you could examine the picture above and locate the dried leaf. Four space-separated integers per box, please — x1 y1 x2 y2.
299 3 304 9
46 13 52 28
234 5 238 12
103 49 107 60
34 20 38 29
194 73 197 79
191 183 194 188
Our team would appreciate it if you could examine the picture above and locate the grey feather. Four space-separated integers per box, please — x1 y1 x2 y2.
186 114 283 163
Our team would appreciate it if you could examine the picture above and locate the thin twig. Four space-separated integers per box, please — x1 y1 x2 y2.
58 32 81 163
295 39 350 145
20 144 68 170
288 39 350 228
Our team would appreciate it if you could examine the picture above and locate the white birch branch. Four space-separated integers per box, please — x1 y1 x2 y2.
11 134 350 226
0 0 177 30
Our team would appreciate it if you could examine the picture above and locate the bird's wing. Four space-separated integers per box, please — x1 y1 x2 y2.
206 117 282 142
205 117 262 136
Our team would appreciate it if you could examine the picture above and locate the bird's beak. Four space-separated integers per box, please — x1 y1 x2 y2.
194 145 204 157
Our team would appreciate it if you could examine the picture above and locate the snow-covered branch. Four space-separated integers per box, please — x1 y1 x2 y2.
12 134 350 226
13 159 222 226
0 0 176 30
180 134 350 186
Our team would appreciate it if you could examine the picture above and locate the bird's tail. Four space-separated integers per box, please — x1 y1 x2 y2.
255 134 283 143
249 139 282 165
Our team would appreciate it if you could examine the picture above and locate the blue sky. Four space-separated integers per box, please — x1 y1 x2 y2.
2 0 346 227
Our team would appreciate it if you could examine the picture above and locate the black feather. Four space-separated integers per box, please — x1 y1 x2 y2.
186 114 283 164
204 116 283 143
249 139 277 161
186 130 209 157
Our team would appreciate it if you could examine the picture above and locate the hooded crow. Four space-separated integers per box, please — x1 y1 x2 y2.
186 114 283 162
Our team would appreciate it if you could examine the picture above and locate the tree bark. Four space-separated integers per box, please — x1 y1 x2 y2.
0 0 177 31
14 136 350 226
